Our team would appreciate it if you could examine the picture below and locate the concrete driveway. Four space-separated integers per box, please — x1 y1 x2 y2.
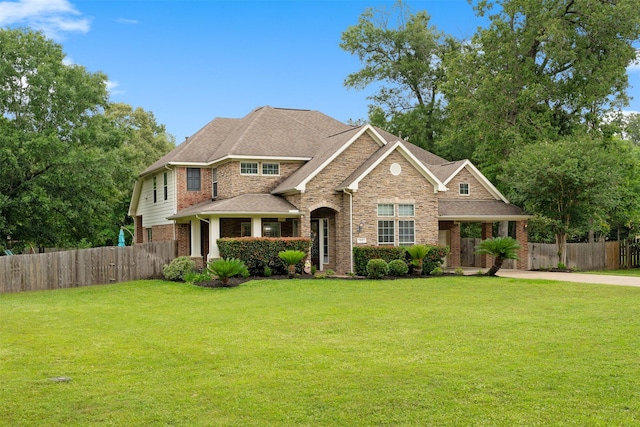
494 269 640 287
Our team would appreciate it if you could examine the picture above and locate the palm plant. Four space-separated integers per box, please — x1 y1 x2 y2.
278 250 307 278
406 244 429 275
475 237 521 276
207 258 249 286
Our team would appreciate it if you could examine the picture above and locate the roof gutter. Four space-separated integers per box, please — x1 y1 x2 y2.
344 189 354 274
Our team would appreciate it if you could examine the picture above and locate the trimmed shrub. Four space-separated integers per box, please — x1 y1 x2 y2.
387 259 409 276
353 246 406 276
278 250 307 278
421 245 450 275
163 256 196 281
207 258 249 286
218 237 311 276
366 258 389 279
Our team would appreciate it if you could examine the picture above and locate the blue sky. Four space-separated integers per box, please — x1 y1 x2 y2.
1 0 639 143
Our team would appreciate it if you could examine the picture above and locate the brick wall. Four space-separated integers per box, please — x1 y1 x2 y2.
135 216 144 244
176 167 213 211
176 223 190 257
354 150 440 249
300 132 382 274
515 220 529 270
438 167 495 200
218 161 302 199
152 224 174 242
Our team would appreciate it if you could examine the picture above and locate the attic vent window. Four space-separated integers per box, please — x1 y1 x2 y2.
459 183 470 196
390 163 402 176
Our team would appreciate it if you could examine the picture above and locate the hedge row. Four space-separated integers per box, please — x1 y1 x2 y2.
353 246 406 276
353 244 449 276
217 237 311 276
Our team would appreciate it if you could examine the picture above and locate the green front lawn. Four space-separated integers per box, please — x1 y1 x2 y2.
2 277 640 426
585 268 640 277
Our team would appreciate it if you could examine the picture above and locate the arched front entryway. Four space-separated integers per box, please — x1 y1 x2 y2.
310 207 338 272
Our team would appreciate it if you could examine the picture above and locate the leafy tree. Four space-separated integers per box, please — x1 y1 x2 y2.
502 135 636 265
440 0 640 179
340 1 455 151
0 28 122 248
623 113 640 145
0 29 174 249
475 237 520 276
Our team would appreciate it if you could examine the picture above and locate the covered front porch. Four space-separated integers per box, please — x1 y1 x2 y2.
168 194 303 267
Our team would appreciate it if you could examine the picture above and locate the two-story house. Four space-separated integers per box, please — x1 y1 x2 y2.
128 106 530 273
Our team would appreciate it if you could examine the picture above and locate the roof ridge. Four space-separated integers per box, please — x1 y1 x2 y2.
215 107 269 158
275 107 349 137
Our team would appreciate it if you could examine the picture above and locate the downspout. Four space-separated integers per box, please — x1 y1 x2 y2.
344 189 354 274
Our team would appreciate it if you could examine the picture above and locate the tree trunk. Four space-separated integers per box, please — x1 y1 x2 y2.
485 257 504 276
288 264 296 279
556 232 567 266
498 221 509 237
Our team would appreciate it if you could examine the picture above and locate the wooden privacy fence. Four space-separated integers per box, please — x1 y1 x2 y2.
461 239 622 270
0 241 177 294
528 242 619 270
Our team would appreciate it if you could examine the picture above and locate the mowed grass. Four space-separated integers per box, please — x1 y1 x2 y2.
585 268 640 277
1 277 640 426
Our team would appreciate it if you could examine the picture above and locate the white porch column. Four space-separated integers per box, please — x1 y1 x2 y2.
252 217 262 237
190 219 201 257
208 217 220 260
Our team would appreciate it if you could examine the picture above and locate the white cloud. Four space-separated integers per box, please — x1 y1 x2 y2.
106 80 124 95
629 49 640 73
115 17 138 25
0 0 90 39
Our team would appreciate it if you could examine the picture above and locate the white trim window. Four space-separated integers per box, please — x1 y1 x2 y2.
163 172 168 201
398 204 414 217
377 203 394 217
376 202 415 245
398 220 415 245
378 220 395 244
240 162 259 175
262 163 280 175
459 183 470 196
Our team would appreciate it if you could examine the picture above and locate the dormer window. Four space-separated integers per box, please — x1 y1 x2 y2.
459 183 470 196
240 162 258 175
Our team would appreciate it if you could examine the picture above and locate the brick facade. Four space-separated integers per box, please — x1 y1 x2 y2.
176 167 213 211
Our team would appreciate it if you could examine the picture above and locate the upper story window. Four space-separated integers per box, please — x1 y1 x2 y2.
377 203 394 217
262 163 280 175
398 204 414 217
187 168 201 191
240 162 259 175
163 172 168 201
459 183 470 196
212 168 218 199
152 176 157 203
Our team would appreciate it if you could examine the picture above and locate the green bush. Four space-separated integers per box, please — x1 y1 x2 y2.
387 259 409 276
218 238 311 276
422 245 450 274
263 265 272 277
430 266 444 276
183 271 211 284
454 267 464 276
207 258 249 286
353 246 406 276
366 258 389 279
163 256 196 281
